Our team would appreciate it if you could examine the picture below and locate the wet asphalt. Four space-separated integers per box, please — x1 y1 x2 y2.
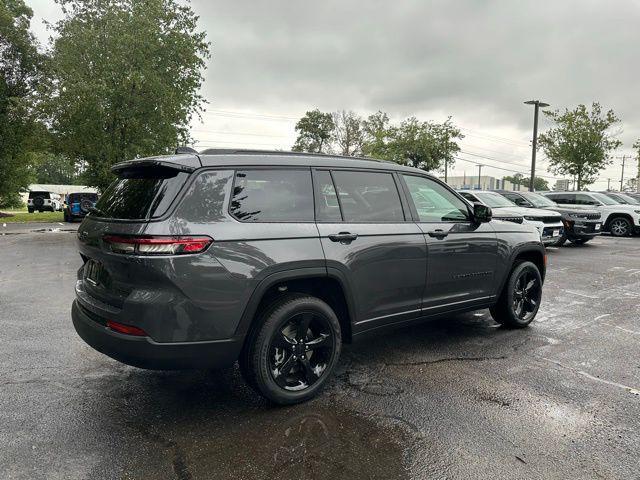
1 225 639 479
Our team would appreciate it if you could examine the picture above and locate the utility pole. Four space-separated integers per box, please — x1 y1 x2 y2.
444 158 448 183
607 178 611 191
620 155 626 191
477 164 483 190
524 100 550 192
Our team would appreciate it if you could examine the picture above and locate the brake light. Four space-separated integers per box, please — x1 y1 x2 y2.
103 235 212 255
106 320 147 336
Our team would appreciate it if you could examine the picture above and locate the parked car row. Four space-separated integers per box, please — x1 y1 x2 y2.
458 188 640 244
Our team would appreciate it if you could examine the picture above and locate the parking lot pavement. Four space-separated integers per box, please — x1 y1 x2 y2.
1 229 639 480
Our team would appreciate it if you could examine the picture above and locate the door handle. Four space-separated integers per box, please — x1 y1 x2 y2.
427 229 449 239
328 232 358 243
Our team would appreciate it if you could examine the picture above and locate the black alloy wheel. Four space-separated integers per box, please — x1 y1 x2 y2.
511 268 541 324
269 311 334 391
240 294 342 404
490 261 542 328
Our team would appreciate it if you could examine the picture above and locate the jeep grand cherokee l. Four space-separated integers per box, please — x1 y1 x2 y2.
72 150 546 404
458 190 564 246
495 190 601 245
542 191 640 237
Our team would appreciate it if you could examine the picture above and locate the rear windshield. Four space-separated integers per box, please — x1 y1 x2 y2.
69 193 98 202
29 191 50 199
92 167 189 220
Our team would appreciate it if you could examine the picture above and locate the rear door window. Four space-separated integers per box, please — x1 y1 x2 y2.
230 169 314 222
93 166 190 220
331 171 404 222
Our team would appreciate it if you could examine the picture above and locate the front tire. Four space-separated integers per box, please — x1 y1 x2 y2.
490 261 542 328
608 217 631 237
240 294 342 405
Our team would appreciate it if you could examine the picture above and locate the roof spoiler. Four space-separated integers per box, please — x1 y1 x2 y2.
111 159 197 174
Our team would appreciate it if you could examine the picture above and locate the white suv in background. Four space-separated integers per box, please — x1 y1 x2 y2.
459 190 564 246
27 191 62 213
542 191 640 237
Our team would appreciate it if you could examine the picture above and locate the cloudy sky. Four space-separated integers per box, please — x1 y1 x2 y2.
28 0 640 188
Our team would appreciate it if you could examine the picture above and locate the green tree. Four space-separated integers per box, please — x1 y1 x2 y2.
292 109 334 153
32 153 81 185
0 0 48 206
361 110 390 159
46 0 210 191
377 117 463 172
538 103 622 190
332 110 364 156
504 174 549 191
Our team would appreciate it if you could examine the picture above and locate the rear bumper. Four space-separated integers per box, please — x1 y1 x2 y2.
71 300 242 370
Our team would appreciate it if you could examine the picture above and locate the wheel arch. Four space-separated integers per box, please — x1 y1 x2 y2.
236 268 356 345
496 245 546 299
604 213 633 231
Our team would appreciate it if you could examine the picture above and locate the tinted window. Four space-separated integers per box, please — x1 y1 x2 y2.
546 193 574 204
175 170 234 223
331 171 404 222
459 191 478 203
29 191 50 199
591 193 617 205
93 167 189 219
574 193 600 205
502 193 528 206
314 170 342 222
403 175 469 222
230 169 313 222
68 193 98 202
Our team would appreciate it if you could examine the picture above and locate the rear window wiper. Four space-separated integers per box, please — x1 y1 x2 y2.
87 206 105 216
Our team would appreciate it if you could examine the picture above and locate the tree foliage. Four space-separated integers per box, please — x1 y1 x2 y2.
0 0 48 205
332 110 364 156
378 117 463 172
504 174 549 191
45 0 210 191
292 109 334 153
291 109 463 173
538 103 622 190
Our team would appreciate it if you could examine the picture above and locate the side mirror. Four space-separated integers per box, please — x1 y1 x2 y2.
473 202 492 223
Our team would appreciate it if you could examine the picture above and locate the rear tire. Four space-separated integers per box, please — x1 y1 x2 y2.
608 217 631 237
490 261 542 328
240 294 342 405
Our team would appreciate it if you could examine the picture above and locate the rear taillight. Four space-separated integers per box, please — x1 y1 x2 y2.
106 320 147 336
103 235 212 255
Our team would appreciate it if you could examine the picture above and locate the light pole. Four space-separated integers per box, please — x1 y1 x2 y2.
524 100 550 191
477 164 483 190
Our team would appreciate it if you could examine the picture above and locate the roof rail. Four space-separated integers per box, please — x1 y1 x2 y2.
198 148 392 164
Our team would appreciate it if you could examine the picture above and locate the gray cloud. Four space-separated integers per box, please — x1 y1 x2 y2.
28 0 640 184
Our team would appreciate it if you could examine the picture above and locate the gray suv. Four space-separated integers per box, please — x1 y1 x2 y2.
71 150 546 404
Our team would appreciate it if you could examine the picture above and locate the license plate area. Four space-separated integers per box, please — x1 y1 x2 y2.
543 227 562 238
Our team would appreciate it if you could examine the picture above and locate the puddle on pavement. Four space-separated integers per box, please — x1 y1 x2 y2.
120 404 410 480
73 369 411 480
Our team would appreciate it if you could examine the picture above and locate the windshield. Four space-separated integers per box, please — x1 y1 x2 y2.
591 193 618 205
474 192 516 208
522 192 557 208
609 193 640 205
